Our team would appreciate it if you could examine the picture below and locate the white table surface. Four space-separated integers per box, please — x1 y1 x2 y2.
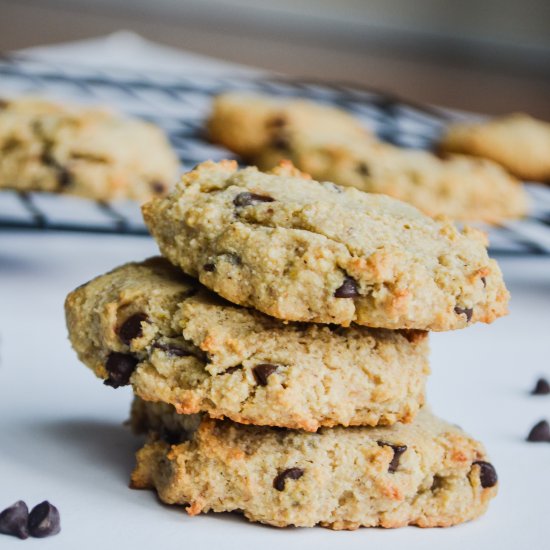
0 230 549 549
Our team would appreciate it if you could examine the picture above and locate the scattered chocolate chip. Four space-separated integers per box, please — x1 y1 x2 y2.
104 352 138 388
531 377 550 395
203 263 216 272
526 419 550 442
40 147 57 167
150 181 166 195
152 342 192 358
481 276 487 288
0 99 8 109
271 134 290 151
233 192 275 207
28 501 60 538
334 276 359 298
0 501 29 539
118 313 148 344
473 461 498 488
357 162 370 176
377 441 408 473
253 364 279 386
454 306 473 322
273 468 304 491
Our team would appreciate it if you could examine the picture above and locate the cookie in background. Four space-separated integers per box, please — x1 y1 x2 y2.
0 97 179 202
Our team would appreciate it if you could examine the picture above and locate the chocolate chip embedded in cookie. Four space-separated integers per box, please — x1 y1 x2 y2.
143 160 509 331
130 399 498 529
65 257 430 431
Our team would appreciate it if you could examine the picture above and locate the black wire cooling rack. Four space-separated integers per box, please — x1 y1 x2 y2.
1 54 549 255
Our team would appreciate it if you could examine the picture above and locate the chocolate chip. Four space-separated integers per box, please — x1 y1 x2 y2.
118 313 148 344
267 116 287 128
222 365 242 375
481 276 487 288
0 501 29 539
104 353 138 388
203 263 216 272
233 192 275 207
57 168 72 188
253 364 279 386
531 377 550 395
271 134 290 151
150 181 166 195
526 419 550 442
357 162 370 176
0 99 8 109
454 306 473 322
334 276 359 298
28 501 60 538
152 342 191 358
160 427 184 445
377 441 408 473
273 467 304 491
473 461 498 488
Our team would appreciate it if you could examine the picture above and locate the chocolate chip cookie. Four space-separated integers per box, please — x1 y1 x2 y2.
65 258 429 431
0 97 179 201
208 92 528 223
208 91 372 159
440 113 550 182
131 398 498 529
142 160 509 330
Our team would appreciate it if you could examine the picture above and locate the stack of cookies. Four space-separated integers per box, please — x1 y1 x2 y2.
65 159 508 529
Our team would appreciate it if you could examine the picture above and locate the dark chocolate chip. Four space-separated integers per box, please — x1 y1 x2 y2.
273 467 304 491
104 353 138 388
267 116 287 128
253 364 279 386
271 134 290 151
0 501 29 539
377 441 408 473
57 168 72 188
203 263 216 272
150 181 166 195
118 313 148 344
40 148 57 167
334 276 359 298
481 276 487 288
28 501 60 538
454 306 473 322
473 461 498 488
152 342 192 358
222 365 242 375
0 99 8 109
526 419 550 442
357 162 370 176
531 377 550 395
233 192 275 207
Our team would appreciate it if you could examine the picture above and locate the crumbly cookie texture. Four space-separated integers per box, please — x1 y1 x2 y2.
208 91 372 159
0 97 179 201
142 160 509 330
440 113 550 182
130 399 498 529
65 257 429 431
208 92 528 223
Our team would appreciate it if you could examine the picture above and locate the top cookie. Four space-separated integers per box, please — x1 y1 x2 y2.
440 113 550 182
0 97 179 201
209 92 528 223
143 160 509 330
208 91 372 159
